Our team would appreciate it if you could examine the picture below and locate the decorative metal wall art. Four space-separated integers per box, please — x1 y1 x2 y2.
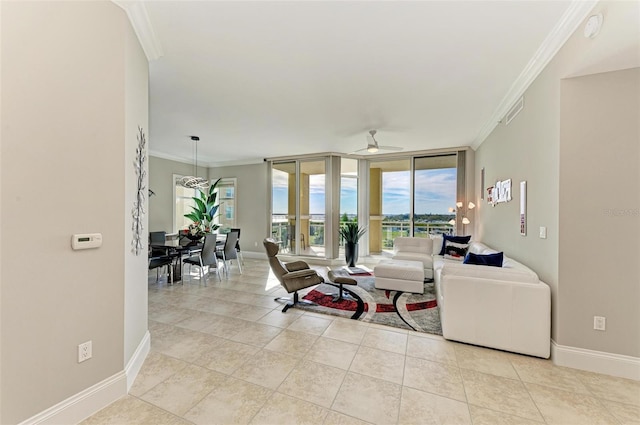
131 127 147 255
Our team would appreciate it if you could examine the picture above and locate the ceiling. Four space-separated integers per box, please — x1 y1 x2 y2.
136 0 587 166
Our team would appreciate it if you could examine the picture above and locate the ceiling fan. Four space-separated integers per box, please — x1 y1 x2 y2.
349 130 403 154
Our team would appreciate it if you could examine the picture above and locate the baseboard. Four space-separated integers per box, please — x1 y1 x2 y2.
20 331 151 425
125 330 150 391
242 251 268 260
551 339 640 381
19 371 127 425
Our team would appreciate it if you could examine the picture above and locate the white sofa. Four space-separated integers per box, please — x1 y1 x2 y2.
392 237 434 280
432 239 551 358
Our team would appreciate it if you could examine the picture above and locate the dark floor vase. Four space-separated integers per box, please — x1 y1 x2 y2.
345 242 359 267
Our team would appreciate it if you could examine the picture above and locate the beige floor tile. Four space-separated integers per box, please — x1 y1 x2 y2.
184 377 272 425
398 386 472 425
576 369 640 406
406 334 457 366
155 329 225 363
278 359 347 408
199 314 251 338
233 349 300 389
129 352 189 397
227 302 274 321
526 382 619 425
599 399 640 425
193 339 261 375
263 329 319 357
305 336 360 370
350 345 406 384
361 327 408 355
454 344 520 379
323 411 373 425
258 308 304 327
461 369 542 422
80 396 189 425
173 310 221 331
322 319 369 344
403 356 466 402
332 372 402 425
287 314 334 335
249 392 328 424
230 321 283 346
468 405 544 425
510 356 591 394
140 364 227 416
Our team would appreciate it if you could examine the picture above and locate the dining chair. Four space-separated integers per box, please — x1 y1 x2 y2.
230 228 244 265
183 233 221 281
216 230 241 276
149 231 167 257
148 254 173 284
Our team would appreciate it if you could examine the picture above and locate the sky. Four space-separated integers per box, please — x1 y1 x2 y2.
272 167 456 215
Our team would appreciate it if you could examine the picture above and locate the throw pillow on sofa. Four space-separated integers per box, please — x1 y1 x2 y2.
438 234 472 255
464 251 504 267
443 241 469 261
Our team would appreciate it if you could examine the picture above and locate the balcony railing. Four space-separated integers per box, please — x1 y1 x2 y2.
271 216 454 252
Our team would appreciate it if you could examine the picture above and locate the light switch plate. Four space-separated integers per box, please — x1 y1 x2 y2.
539 227 547 239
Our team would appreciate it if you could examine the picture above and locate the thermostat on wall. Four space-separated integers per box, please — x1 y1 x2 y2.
71 233 102 250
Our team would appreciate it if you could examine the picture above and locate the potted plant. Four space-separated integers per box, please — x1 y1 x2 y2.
339 221 367 267
183 178 221 240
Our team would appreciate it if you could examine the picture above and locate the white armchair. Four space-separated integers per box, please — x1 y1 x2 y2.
392 237 434 280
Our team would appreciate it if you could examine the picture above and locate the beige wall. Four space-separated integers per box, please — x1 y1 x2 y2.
148 156 208 233
559 68 639 357
124 15 150 365
475 1 639 358
1 2 147 423
210 163 270 254
149 157 270 254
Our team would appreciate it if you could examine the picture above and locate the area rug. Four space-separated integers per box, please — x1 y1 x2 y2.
301 270 442 335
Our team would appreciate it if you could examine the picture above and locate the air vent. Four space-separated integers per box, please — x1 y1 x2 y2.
504 97 524 125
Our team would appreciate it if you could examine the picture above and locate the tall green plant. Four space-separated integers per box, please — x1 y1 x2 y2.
338 221 367 244
184 178 221 232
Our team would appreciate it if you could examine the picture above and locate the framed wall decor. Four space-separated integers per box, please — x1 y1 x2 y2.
520 181 527 236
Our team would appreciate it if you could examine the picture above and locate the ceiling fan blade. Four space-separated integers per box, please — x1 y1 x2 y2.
378 145 403 151
347 147 369 155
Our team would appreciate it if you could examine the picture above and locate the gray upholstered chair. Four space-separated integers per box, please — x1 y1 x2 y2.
183 233 221 281
263 238 324 312
216 230 241 276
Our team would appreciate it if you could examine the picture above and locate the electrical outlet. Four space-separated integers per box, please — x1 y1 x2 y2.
593 316 606 331
78 341 92 363
254 241 258 247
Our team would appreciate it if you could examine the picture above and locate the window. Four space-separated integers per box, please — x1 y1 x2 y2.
215 178 237 229
174 174 197 232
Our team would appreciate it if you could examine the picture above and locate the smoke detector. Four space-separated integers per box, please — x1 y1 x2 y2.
584 13 603 39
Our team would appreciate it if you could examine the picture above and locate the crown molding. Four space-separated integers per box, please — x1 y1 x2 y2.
112 0 163 61
471 0 598 150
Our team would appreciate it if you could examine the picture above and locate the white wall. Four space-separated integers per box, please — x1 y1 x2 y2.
0 2 148 423
475 0 640 372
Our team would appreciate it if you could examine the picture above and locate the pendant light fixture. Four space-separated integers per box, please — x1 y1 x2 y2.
180 136 210 189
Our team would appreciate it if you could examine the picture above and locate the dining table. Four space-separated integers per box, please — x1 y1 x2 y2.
150 235 225 283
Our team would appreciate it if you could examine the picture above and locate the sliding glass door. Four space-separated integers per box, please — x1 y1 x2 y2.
271 159 326 257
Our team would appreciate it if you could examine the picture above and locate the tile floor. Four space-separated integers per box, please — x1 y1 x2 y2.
83 259 640 425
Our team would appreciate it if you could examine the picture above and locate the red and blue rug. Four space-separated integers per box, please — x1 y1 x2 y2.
301 271 442 335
